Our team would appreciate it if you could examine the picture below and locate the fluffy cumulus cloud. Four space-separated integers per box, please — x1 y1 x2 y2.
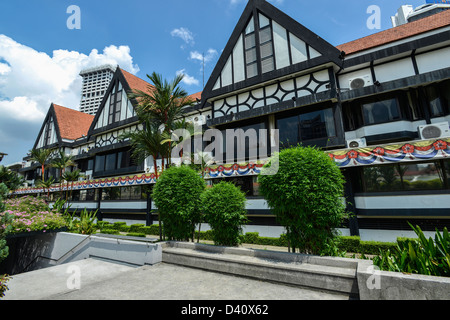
176 69 199 86
0 34 139 164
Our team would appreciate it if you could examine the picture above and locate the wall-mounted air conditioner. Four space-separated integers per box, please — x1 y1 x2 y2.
193 115 206 126
418 122 450 140
349 75 373 90
346 138 367 149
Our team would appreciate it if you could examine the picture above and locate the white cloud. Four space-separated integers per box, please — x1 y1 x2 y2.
176 69 199 86
0 34 139 115
0 62 11 75
171 27 195 48
189 49 218 63
0 34 140 164
0 97 45 122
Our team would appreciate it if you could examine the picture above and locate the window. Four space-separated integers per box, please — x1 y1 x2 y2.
244 17 258 78
105 154 117 171
277 108 336 148
441 81 450 113
115 90 122 122
425 86 444 117
117 150 132 169
94 155 105 172
258 14 274 74
299 109 336 141
361 160 448 192
362 98 400 125
212 176 258 196
218 119 268 162
46 117 53 146
102 188 120 200
107 81 125 125
93 148 140 177
100 186 145 201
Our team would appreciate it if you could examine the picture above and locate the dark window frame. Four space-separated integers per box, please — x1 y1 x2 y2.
275 105 338 148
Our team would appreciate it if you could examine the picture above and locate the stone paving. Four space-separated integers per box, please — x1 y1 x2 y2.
4 258 349 301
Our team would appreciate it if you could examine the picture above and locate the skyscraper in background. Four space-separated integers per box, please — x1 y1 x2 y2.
79 65 117 115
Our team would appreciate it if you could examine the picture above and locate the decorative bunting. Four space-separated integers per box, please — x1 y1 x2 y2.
14 138 450 195
328 138 450 168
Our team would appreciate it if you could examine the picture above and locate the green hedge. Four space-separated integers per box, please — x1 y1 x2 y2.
95 221 403 255
130 224 145 233
137 225 160 235
126 232 146 238
100 229 120 235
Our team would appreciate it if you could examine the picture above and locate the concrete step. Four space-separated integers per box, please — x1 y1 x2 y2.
162 242 359 298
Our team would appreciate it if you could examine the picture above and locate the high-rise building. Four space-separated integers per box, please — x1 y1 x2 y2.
79 64 117 115
391 2 450 27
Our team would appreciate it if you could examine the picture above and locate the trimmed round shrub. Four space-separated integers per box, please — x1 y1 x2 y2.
152 166 205 241
201 181 247 247
258 145 346 255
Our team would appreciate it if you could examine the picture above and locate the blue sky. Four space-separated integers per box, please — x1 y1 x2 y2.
0 0 426 165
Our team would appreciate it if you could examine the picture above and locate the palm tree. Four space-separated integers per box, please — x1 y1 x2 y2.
36 177 55 199
62 169 82 204
51 150 75 196
128 72 194 169
29 148 53 182
120 118 166 179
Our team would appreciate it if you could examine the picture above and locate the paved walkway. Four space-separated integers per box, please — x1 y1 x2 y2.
3 258 349 300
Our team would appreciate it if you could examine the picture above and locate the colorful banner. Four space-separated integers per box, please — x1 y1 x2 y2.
328 138 450 168
13 138 450 195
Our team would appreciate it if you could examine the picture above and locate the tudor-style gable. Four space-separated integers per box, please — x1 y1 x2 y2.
88 68 154 136
33 103 94 150
202 0 341 102
34 106 58 150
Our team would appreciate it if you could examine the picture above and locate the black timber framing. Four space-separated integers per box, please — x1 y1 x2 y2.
341 29 450 70
339 66 450 102
31 103 63 150
201 0 341 105
87 68 140 139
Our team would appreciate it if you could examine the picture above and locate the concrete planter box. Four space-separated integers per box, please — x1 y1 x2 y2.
1 232 162 275
357 260 450 300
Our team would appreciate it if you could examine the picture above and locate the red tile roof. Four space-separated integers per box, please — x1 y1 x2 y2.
120 68 202 102
120 68 155 94
189 91 202 101
337 9 450 55
53 104 94 140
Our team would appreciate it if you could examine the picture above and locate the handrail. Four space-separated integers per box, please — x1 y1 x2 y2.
18 235 92 274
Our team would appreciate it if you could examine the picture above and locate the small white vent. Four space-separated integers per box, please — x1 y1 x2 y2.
349 75 373 90
418 122 450 140
346 138 367 149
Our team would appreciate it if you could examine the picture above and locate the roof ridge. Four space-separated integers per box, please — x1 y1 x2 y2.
337 9 450 54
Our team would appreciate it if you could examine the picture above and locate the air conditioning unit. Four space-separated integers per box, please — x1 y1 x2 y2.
193 115 206 126
418 122 450 140
346 138 367 149
349 75 373 90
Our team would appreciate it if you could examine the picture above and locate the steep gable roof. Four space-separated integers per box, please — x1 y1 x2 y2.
87 67 155 136
53 104 94 140
121 68 155 95
33 103 93 150
201 0 341 104
337 9 450 55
